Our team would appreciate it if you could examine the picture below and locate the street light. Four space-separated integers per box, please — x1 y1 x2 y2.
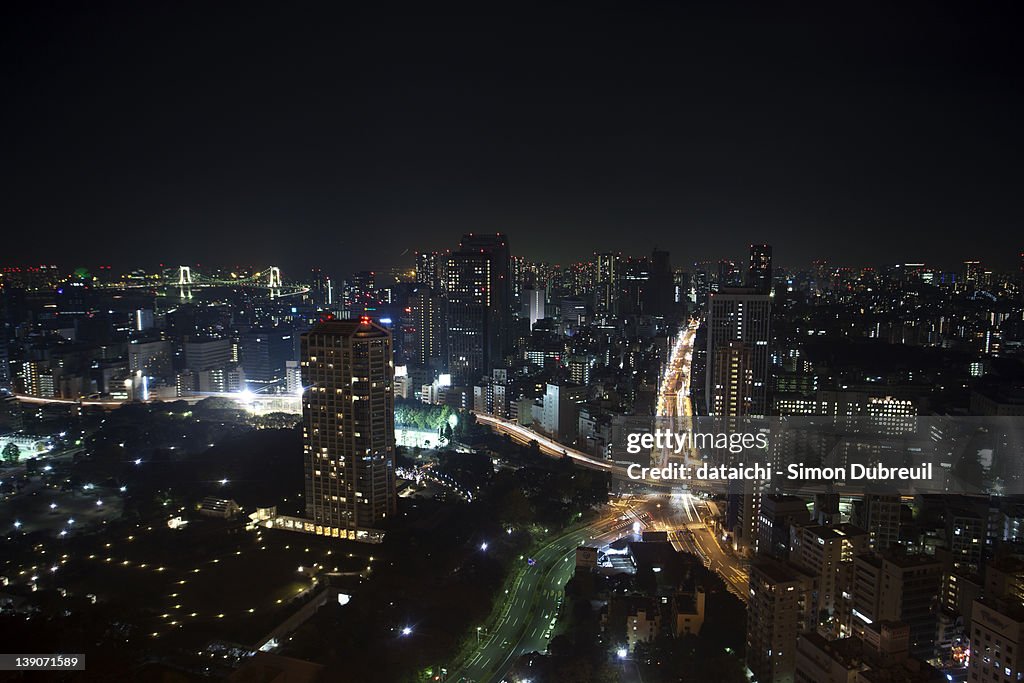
401 626 412 637
476 626 482 644
616 648 628 659
480 542 488 551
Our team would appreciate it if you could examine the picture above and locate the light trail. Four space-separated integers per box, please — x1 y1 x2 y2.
471 412 617 473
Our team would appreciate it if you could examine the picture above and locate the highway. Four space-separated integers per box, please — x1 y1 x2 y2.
449 506 637 683
639 492 749 602
449 492 749 683
471 412 618 474
654 318 700 466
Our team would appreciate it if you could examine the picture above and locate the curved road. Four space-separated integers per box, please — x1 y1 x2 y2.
450 510 633 683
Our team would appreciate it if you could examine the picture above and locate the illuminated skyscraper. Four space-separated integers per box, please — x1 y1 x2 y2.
706 288 771 417
301 318 396 537
747 243 772 294
707 287 771 557
447 251 492 384
594 252 619 316
412 285 445 371
415 251 445 291
446 233 512 384
526 285 546 329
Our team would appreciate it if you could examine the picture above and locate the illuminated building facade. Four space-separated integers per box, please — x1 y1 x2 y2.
748 243 773 294
301 319 396 537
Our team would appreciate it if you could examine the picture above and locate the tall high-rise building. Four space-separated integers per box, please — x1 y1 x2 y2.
619 256 650 316
343 271 378 315
644 249 674 317
415 251 445 291
705 287 771 416
711 340 755 417
526 286 546 330
748 243 773 293
300 319 396 536
446 234 511 383
709 287 771 556
594 252 620 316
459 233 511 329
447 251 492 384
510 255 525 309
716 259 741 290
411 285 445 372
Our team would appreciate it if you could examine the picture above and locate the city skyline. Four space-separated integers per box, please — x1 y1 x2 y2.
2 242 1022 278
4 3 1024 681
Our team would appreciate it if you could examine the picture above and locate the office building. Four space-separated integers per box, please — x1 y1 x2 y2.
748 243 773 293
705 287 771 416
758 495 810 560
852 551 943 659
128 339 172 380
241 329 294 388
446 251 492 384
966 598 1024 683
415 251 445 291
860 494 903 551
540 382 587 443
446 233 511 383
184 337 232 372
526 285 546 330
789 523 869 634
594 252 619 316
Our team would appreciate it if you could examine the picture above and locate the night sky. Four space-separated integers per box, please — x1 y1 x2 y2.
3 1 1022 274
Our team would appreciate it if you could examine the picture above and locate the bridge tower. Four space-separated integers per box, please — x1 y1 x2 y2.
177 265 193 300
268 266 282 299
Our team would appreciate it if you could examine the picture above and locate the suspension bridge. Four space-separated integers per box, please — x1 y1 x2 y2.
101 266 309 299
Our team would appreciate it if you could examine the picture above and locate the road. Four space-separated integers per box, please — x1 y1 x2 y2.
450 507 638 683
639 492 748 601
472 412 618 475
654 318 700 467
448 492 748 683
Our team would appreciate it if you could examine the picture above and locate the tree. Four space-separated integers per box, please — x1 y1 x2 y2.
2 442 20 465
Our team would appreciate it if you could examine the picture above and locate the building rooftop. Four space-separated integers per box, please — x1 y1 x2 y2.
750 556 808 584
307 318 390 338
880 550 943 569
799 632 863 669
799 522 868 541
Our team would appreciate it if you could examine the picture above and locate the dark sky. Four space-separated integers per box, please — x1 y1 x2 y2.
3 1 1022 275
